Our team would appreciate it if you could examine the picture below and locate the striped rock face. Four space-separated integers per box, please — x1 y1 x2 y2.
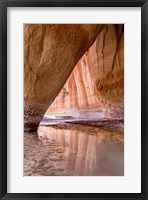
47 54 104 118
24 24 124 131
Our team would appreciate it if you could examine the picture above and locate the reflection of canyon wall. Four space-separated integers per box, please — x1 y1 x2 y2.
38 126 124 176
24 24 124 130
47 54 103 117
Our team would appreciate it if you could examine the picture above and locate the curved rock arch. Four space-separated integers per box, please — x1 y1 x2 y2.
24 24 104 131
24 24 124 131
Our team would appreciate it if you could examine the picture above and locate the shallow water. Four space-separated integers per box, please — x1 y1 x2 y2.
24 123 124 176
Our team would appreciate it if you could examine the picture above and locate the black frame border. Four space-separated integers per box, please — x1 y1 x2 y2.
0 0 148 199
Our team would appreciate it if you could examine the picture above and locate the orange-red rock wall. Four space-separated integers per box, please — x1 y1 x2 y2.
24 24 124 130
47 54 102 115
47 24 124 119
24 24 104 130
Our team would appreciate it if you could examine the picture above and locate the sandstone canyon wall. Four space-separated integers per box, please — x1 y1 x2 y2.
87 24 124 118
24 24 104 130
47 24 124 119
24 24 124 130
47 54 104 118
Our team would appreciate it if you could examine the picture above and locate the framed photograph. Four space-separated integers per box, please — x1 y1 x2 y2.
0 0 147 199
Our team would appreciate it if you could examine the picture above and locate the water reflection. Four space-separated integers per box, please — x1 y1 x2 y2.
24 125 124 176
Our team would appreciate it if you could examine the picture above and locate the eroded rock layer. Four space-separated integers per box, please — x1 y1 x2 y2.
47 24 124 119
24 24 104 130
87 24 124 118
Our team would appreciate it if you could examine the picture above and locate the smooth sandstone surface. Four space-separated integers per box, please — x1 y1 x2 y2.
24 24 104 130
24 24 124 130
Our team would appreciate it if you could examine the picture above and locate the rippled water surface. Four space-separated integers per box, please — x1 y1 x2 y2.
24 123 124 176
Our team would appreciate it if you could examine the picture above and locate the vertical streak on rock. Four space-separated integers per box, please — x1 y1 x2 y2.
47 54 103 117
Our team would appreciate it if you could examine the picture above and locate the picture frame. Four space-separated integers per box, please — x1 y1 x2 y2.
0 0 147 199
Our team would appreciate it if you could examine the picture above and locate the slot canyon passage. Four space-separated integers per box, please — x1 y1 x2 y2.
24 24 124 176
